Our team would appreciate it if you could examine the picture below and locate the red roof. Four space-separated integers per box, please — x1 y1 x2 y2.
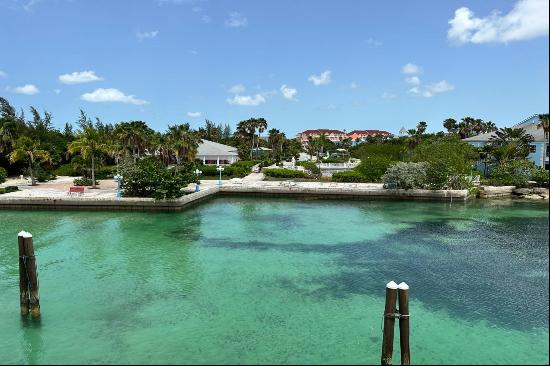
348 130 392 136
299 129 346 135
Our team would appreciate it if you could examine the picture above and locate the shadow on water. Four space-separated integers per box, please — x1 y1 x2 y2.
204 213 549 331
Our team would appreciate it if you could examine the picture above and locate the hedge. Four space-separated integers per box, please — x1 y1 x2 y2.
332 171 370 183
263 168 308 179
0 167 6 184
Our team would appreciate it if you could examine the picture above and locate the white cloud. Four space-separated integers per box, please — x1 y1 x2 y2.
187 49 199 55
23 0 40 11
308 70 332 86
448 0 549 44
226 94 266 106
350 81 358 89
280 84 298 101
381 92 396 99
201 15 212 23
136 30 159 41
402 63 422 74
227 84 245 94
408 80 455 98
0 70 7 78
405 76 421 85
187 111 202 118
53 89 61 94
59 70 103 84
81 88 149 105
14 84 39 95
224 12 247 27
192 6 202 12
365 38 383 46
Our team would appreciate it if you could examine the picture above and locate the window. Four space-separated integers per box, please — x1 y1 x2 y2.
529 145 536 153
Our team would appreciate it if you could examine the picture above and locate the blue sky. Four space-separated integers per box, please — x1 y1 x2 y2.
0 0 548 136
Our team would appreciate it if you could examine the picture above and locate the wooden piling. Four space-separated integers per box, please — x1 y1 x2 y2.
398 282 410 365
17 231 40 318
381 281 398 365
18 232 30 316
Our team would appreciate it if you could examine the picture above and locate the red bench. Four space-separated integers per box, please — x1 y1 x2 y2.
68 186 85 196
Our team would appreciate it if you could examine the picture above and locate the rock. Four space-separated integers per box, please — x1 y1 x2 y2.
533 187 549 195
524 194 544 200
513 188 533 195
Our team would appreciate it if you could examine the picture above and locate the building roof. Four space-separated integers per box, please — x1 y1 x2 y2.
348 129 392 135
197 139 239 157
463 115 547 143
299 129 346 135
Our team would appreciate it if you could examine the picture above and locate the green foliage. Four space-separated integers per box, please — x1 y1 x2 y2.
33 167 56 182
413 137 477 189
322 157 347 163
120 157 196 199
263 168 308 179
332 170 370 183
0 167 6 183
94 165 117 179
297 161 321 178
485 160 546 188
531 167 549 187
382 162 429 190
351 141 406 161
0 186 19 194
54 163 79 176
355 156 394 182
73 177 95 186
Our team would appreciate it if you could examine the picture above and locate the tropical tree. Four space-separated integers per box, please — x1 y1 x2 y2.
487 127 534 165
165 123 201 164
67 127 111 188
416 121 428 135
9 136 51 185
114 121 154 162
537 113 549 141
443 118 458 134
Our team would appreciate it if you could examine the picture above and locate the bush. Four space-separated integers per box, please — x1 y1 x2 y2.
297 161 321 178
0 186 19 194
485 160 544 188
531 167 549 187
263 168 308 179
94 166 117 180
0 167 6 184
121 157 196 200
332 171 370 183
73 177 96 186
33 168 56 182
54 163 79 177
382 162 429 189
356 156 394 182
322 157 347 163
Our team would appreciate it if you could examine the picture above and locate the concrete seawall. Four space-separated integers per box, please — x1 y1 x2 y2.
0 184 471 212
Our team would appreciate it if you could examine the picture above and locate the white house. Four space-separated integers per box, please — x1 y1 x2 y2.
197 140 240 165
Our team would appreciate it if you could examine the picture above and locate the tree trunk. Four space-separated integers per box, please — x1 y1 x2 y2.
91 152 96 189
29 157 35 186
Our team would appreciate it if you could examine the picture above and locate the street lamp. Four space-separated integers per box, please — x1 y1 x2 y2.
216 165 224 186
114 174 123 199
194 169 202 192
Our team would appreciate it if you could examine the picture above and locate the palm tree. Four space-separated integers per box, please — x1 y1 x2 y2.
443 118 458 134
416 121 428 135
166 123 201 164
538 113 549 141
236 119 256 159
255 118 268 159
67 127 111 188
488 127 534 164
114 121 153 162
9 136 51 185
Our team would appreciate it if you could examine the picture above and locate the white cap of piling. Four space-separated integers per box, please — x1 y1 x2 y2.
386 281 398 289
17 230 32 238
398 282 409 290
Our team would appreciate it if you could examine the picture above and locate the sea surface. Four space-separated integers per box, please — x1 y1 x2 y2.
0 197 548 364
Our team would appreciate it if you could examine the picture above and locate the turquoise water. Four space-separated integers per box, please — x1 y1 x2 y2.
0 197 548 364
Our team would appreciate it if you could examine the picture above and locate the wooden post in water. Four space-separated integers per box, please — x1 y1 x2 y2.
381 281 398 365
18 232 30 316
398 282 410 365
17 231 40 318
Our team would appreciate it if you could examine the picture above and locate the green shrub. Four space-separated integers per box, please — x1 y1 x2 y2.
120 157 196 200
0 185 20 194
322 157 347 163
232 160 256 169
263 168 308 179
382 162 428 189
297 161 321 178
332 171 369 183
356 156 394 182
54 163 79 177
486 160 544 188
531 167 549 187
94 166 116 179
33 168 56 182
73 177 95 186
0 167 7 184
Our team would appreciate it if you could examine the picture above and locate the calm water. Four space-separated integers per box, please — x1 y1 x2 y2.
0 197 548 364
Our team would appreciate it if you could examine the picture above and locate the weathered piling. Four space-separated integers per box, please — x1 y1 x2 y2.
381 281 398 365
17 231 40 318
398 282 410 365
